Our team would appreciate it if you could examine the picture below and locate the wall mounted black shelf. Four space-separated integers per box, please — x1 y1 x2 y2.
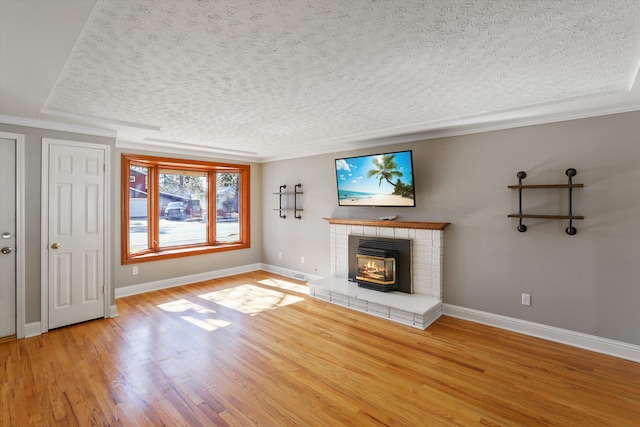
274 183 303 219
508 169 584 235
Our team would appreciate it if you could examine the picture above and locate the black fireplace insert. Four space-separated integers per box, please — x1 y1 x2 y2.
348 235 412 293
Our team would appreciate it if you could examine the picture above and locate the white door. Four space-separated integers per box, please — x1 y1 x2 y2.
0 138 16 338
47 142 105 329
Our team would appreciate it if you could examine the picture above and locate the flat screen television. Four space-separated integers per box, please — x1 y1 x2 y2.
335 150 416 207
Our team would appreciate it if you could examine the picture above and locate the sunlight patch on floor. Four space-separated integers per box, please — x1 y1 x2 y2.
258 278 310 295
199 284 304 315
158 298 213 313
157 298 231 331
180 316 231 332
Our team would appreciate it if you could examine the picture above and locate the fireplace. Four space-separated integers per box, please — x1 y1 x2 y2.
356 248 396 286
348 235 412 293
311 218 449 329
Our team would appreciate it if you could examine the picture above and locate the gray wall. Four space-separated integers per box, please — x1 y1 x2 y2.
261 111 640 346
0 124 262 325
113 148 262 289
5 111 640 346
0 123 115 324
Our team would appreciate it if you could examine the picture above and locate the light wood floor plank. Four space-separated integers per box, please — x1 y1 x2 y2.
1 270 639 426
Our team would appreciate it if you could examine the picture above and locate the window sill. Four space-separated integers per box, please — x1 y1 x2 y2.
122 242 250 264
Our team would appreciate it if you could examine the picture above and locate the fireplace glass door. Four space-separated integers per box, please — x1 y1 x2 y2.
355 254 396 286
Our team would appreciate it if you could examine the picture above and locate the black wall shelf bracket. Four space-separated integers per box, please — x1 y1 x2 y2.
278 184 287 219
565 168 577 235
294 183 302 219
274 183 303 219
516 171 527 232
508 169 583 235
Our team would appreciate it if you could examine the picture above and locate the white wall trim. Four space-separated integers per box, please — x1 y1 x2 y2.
27 256 640 364
15 135 25 339
40 140 49 333
0 132 26 339
117 139 257 163
1 114 117 138
257 99 640 162
115 263 262 298
443 304 640 363
23 322 41 339
259 263 324 283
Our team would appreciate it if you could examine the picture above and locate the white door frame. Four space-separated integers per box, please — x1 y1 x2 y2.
0 132 25 339
40 138 111 333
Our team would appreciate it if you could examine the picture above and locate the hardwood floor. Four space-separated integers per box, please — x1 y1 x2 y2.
2 270 639 426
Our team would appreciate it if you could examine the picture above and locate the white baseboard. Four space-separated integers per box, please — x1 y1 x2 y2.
23 269 640 364
115 263 262 298
23 307 118 339
443 304 640 363
260 263 324 282
24 322 41 338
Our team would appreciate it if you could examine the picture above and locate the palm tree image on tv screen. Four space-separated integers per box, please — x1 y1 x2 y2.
335 150 416 207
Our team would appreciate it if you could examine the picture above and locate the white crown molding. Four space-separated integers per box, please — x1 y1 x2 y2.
116 139 259 162
443 304 640 364
116 95 635 162
0 114 116 138
258 98 640 162
143 138 257 156
41 109 162 132
5 96 640 164
5 1 640 159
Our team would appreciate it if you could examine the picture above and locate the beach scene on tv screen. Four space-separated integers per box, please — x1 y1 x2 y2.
336 151 415 206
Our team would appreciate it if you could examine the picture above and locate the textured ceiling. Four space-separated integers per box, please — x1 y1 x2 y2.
3 0 640 160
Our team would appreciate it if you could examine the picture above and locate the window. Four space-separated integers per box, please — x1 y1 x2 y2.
121 154 250 264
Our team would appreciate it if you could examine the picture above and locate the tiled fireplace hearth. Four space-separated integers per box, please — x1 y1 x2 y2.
308 218 449 329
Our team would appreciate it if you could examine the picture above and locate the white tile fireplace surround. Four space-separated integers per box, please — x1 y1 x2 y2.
308 219 450 329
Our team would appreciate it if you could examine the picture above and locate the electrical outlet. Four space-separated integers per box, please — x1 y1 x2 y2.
300 256 305 264
521 293 531 306
278 251 283 260
132 266 139 275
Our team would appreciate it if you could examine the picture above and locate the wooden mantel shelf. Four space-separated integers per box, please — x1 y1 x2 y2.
323 218 450 230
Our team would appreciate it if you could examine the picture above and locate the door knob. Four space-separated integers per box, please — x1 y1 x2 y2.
1 247 12 254
51 243 60 249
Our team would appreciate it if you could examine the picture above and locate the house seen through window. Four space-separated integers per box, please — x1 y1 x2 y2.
123 154 250 263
